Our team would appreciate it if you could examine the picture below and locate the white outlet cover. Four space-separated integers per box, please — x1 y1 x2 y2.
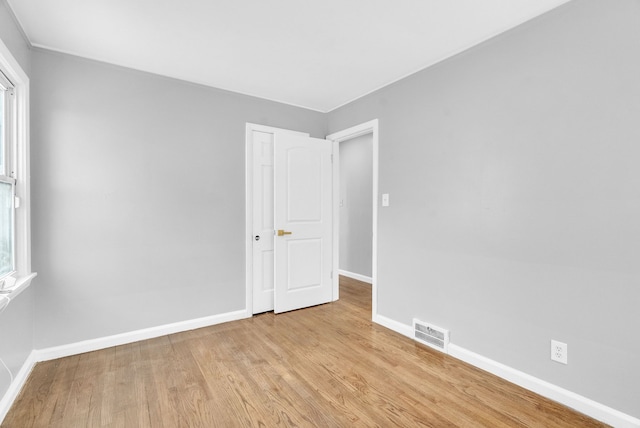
551 340 568 364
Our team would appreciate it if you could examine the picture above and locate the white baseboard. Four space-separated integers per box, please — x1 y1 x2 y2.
6 308 637 427
34 309 249 362
0 350 37 423
373 315 640 428
373 313 413 338
0 308 249 424
338 269 372 284
448 345 640 428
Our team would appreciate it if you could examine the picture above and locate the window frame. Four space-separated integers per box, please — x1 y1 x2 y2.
1 71 16 280
0 37 35 296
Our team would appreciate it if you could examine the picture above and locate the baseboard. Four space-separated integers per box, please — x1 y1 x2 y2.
0 350 37 423
448 345 640 428
0 309 250 424
372 315 640 428
373 313 413 338
34 309 250 362
6 308 637 427
338 269 372 284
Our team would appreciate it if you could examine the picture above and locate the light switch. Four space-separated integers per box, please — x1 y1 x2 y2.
382 193 390 207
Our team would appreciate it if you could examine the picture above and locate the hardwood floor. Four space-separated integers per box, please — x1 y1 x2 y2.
3 276 607 427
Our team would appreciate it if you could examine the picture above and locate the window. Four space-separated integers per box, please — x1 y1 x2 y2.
0 71 15 281
0 38 35 295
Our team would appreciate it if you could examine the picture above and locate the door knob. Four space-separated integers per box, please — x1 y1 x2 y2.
277 229 292 236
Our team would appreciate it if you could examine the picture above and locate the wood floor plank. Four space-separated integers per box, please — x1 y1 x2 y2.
2 277 608 427
34 355 81 427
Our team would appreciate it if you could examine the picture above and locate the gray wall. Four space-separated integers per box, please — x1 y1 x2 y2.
339 134 372 278
0 0 29 74
0 0 33 399
30 49 326 348
328 0 640 418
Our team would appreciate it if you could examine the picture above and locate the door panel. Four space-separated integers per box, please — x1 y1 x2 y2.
252 131 275 313
274 133 333 314
287 238 322 290
287 149 323 221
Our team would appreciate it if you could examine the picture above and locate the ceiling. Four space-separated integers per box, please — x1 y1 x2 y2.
8 0 570 112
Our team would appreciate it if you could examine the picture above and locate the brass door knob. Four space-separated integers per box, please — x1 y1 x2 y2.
277 229 292 236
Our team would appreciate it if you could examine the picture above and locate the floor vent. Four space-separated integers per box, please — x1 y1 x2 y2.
413 319 450 354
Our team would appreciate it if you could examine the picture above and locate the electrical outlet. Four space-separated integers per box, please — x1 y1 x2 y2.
551 340 568 364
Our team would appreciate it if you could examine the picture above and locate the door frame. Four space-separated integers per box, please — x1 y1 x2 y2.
326 119 379 319
245 123 309 315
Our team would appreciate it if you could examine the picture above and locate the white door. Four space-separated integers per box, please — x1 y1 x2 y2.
273 133 333 313
251 130 275 313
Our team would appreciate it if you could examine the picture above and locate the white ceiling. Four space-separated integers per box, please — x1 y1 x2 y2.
9 0 570 112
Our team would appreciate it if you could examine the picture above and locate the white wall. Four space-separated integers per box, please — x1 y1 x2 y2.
30 49 327 349
339 133 372 278
328 0 640 418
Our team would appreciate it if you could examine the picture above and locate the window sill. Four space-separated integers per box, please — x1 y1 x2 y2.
0 272 37 301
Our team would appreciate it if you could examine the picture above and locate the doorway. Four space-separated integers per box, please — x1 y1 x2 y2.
338 133 373 283
327 120 379 318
